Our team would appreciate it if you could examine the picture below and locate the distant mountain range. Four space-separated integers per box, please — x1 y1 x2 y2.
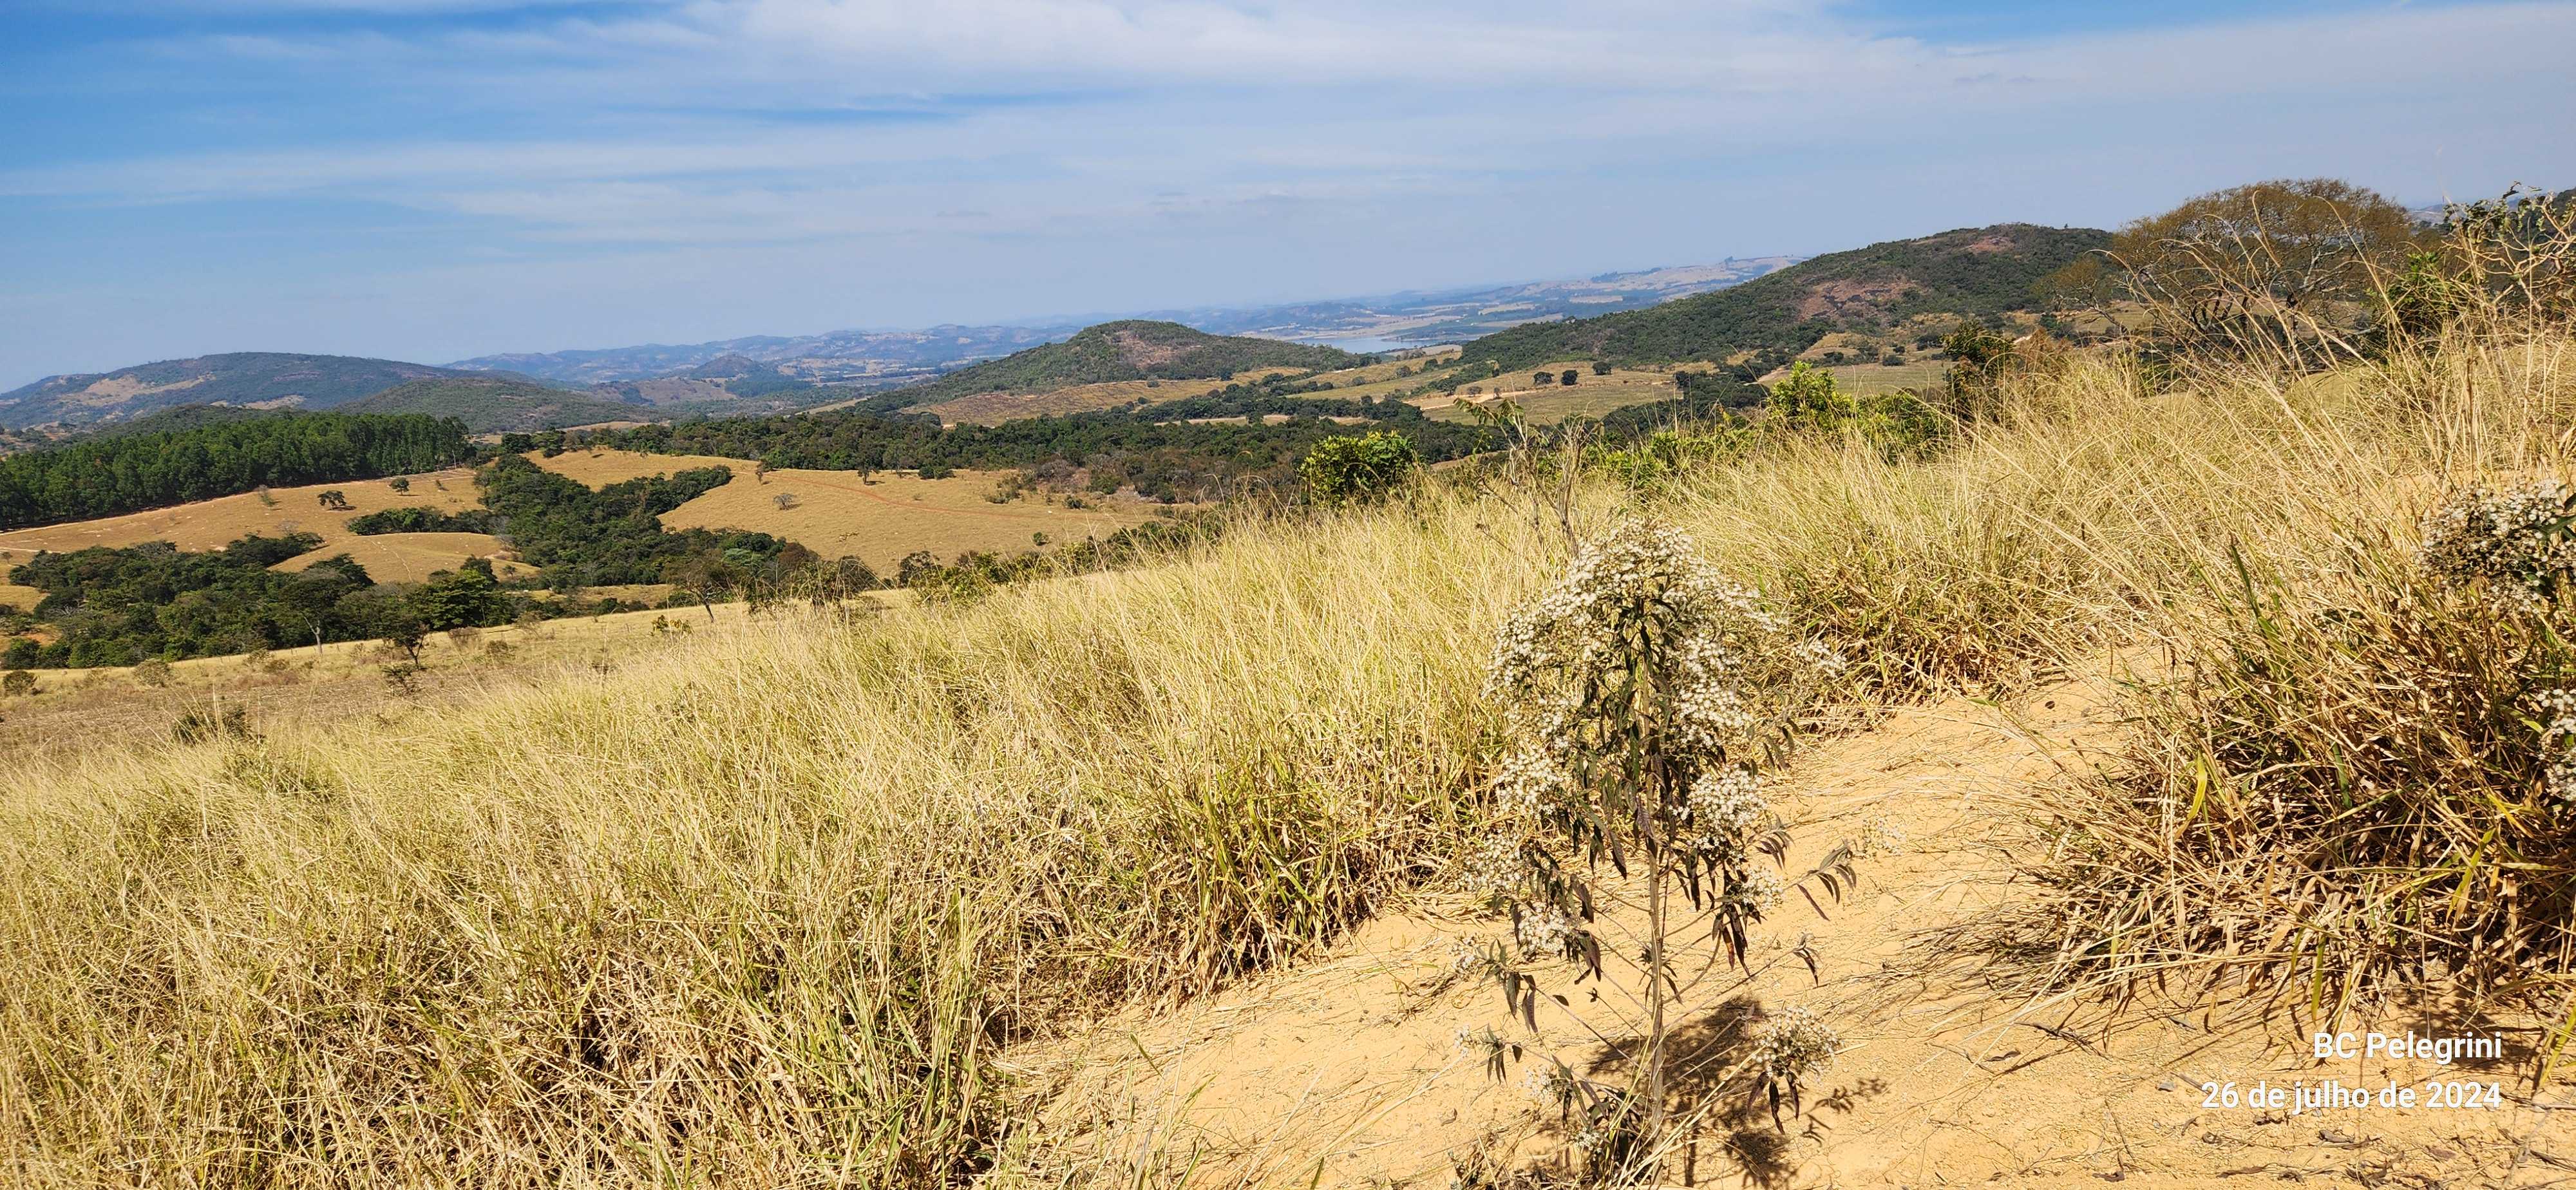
0 353 518 431
440 256 1804 386
0 252 1832 437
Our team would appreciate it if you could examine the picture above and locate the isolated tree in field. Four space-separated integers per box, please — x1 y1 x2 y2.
2092 178 2420 363
388 477 411 494
1591 361 1613 376
662 551 739 622
1560 369 1579 386
1298 430 1419 506
382 614 427 665
1 670 32 697
316 490 352 511
1533 371 1555 387
773 492 799 511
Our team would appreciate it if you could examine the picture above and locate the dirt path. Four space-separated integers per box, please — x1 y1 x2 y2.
1006 667 2576 1187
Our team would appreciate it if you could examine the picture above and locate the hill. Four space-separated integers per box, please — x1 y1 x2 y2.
1454 223 2109 372
448 325 1079 386
343 377 651 433
0 352 556 430
867 320 1365 411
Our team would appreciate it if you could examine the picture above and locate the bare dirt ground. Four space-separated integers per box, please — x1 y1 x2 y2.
1011 663 2576 1187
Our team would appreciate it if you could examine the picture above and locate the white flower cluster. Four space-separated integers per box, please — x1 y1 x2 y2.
2420 479 2576 611
1519 1061 1575 1108
1747 1006 1841 1084
1794 636 1850 676
1515 903 1575 957
1851 812 1909 858
1490 746 1571 818
1461 833 1529 901
1687 766 1768 859
2535 687 2576 806
1485 520 1773 771
1723 866 1788 916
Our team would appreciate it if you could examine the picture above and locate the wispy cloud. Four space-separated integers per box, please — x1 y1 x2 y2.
1 0 2571 383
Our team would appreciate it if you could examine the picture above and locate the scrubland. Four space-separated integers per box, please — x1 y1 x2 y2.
5 310 2575 1184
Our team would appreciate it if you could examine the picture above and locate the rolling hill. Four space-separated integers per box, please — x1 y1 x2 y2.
448 325 1081 386
0 352 558 430
864 320 1366 413
343 377 654 433
1454 223 2110 371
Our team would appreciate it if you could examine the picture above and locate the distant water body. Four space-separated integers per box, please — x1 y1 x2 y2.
1308 334 1441 354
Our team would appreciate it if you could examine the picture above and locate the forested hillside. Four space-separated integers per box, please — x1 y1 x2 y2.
0 412 474 531
344 377 649 433
0 352 549 428
1457 223 2108 371
864 320 1364 411
573 397 1489 504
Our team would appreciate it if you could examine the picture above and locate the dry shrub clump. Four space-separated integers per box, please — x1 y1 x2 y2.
2003 199 2576 1033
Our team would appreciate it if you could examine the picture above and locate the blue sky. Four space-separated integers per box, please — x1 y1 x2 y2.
3 0 2570 387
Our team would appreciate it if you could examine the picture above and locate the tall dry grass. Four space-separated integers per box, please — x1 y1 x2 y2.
0 507 1544 1186
5 314 2574 1184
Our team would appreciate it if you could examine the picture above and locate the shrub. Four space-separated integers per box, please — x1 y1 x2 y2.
1298 430 1420 506
173 704 256 744
1 670 34 697
2020 478 2576 1033
130 657 173 688
1464 521 1852 1172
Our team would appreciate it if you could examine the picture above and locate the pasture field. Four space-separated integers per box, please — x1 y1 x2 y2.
0 468 517 588
1414 361 1705 423
532 449 1177 571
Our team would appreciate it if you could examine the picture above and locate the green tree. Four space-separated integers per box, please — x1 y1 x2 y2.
662 551 741 622
1559 369 1579 386
411 558 506 631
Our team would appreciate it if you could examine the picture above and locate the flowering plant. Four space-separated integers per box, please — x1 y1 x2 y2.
1470 520 1849 1167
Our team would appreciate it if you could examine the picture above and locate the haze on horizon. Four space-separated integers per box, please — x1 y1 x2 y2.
3 0 2571 390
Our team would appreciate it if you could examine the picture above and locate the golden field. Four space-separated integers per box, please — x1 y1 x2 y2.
531 449 1178 571
0 468 512 587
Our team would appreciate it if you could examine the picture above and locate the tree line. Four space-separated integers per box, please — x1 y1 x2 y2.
0 412 473 531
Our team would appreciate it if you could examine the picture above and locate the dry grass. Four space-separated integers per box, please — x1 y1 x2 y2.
533 449 1176 571
8 312 2576 1183
1417 363 1708 425
0 502 1535 1187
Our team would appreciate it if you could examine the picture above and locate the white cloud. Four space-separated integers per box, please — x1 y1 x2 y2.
5 0 2573 383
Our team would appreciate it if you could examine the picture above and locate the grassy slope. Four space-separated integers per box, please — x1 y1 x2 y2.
3 325 2571 1184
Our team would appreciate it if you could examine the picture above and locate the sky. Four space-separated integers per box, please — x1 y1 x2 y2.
2 1 2571 388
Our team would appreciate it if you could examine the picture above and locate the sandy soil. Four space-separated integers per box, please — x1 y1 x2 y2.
1011 663 2576 1186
